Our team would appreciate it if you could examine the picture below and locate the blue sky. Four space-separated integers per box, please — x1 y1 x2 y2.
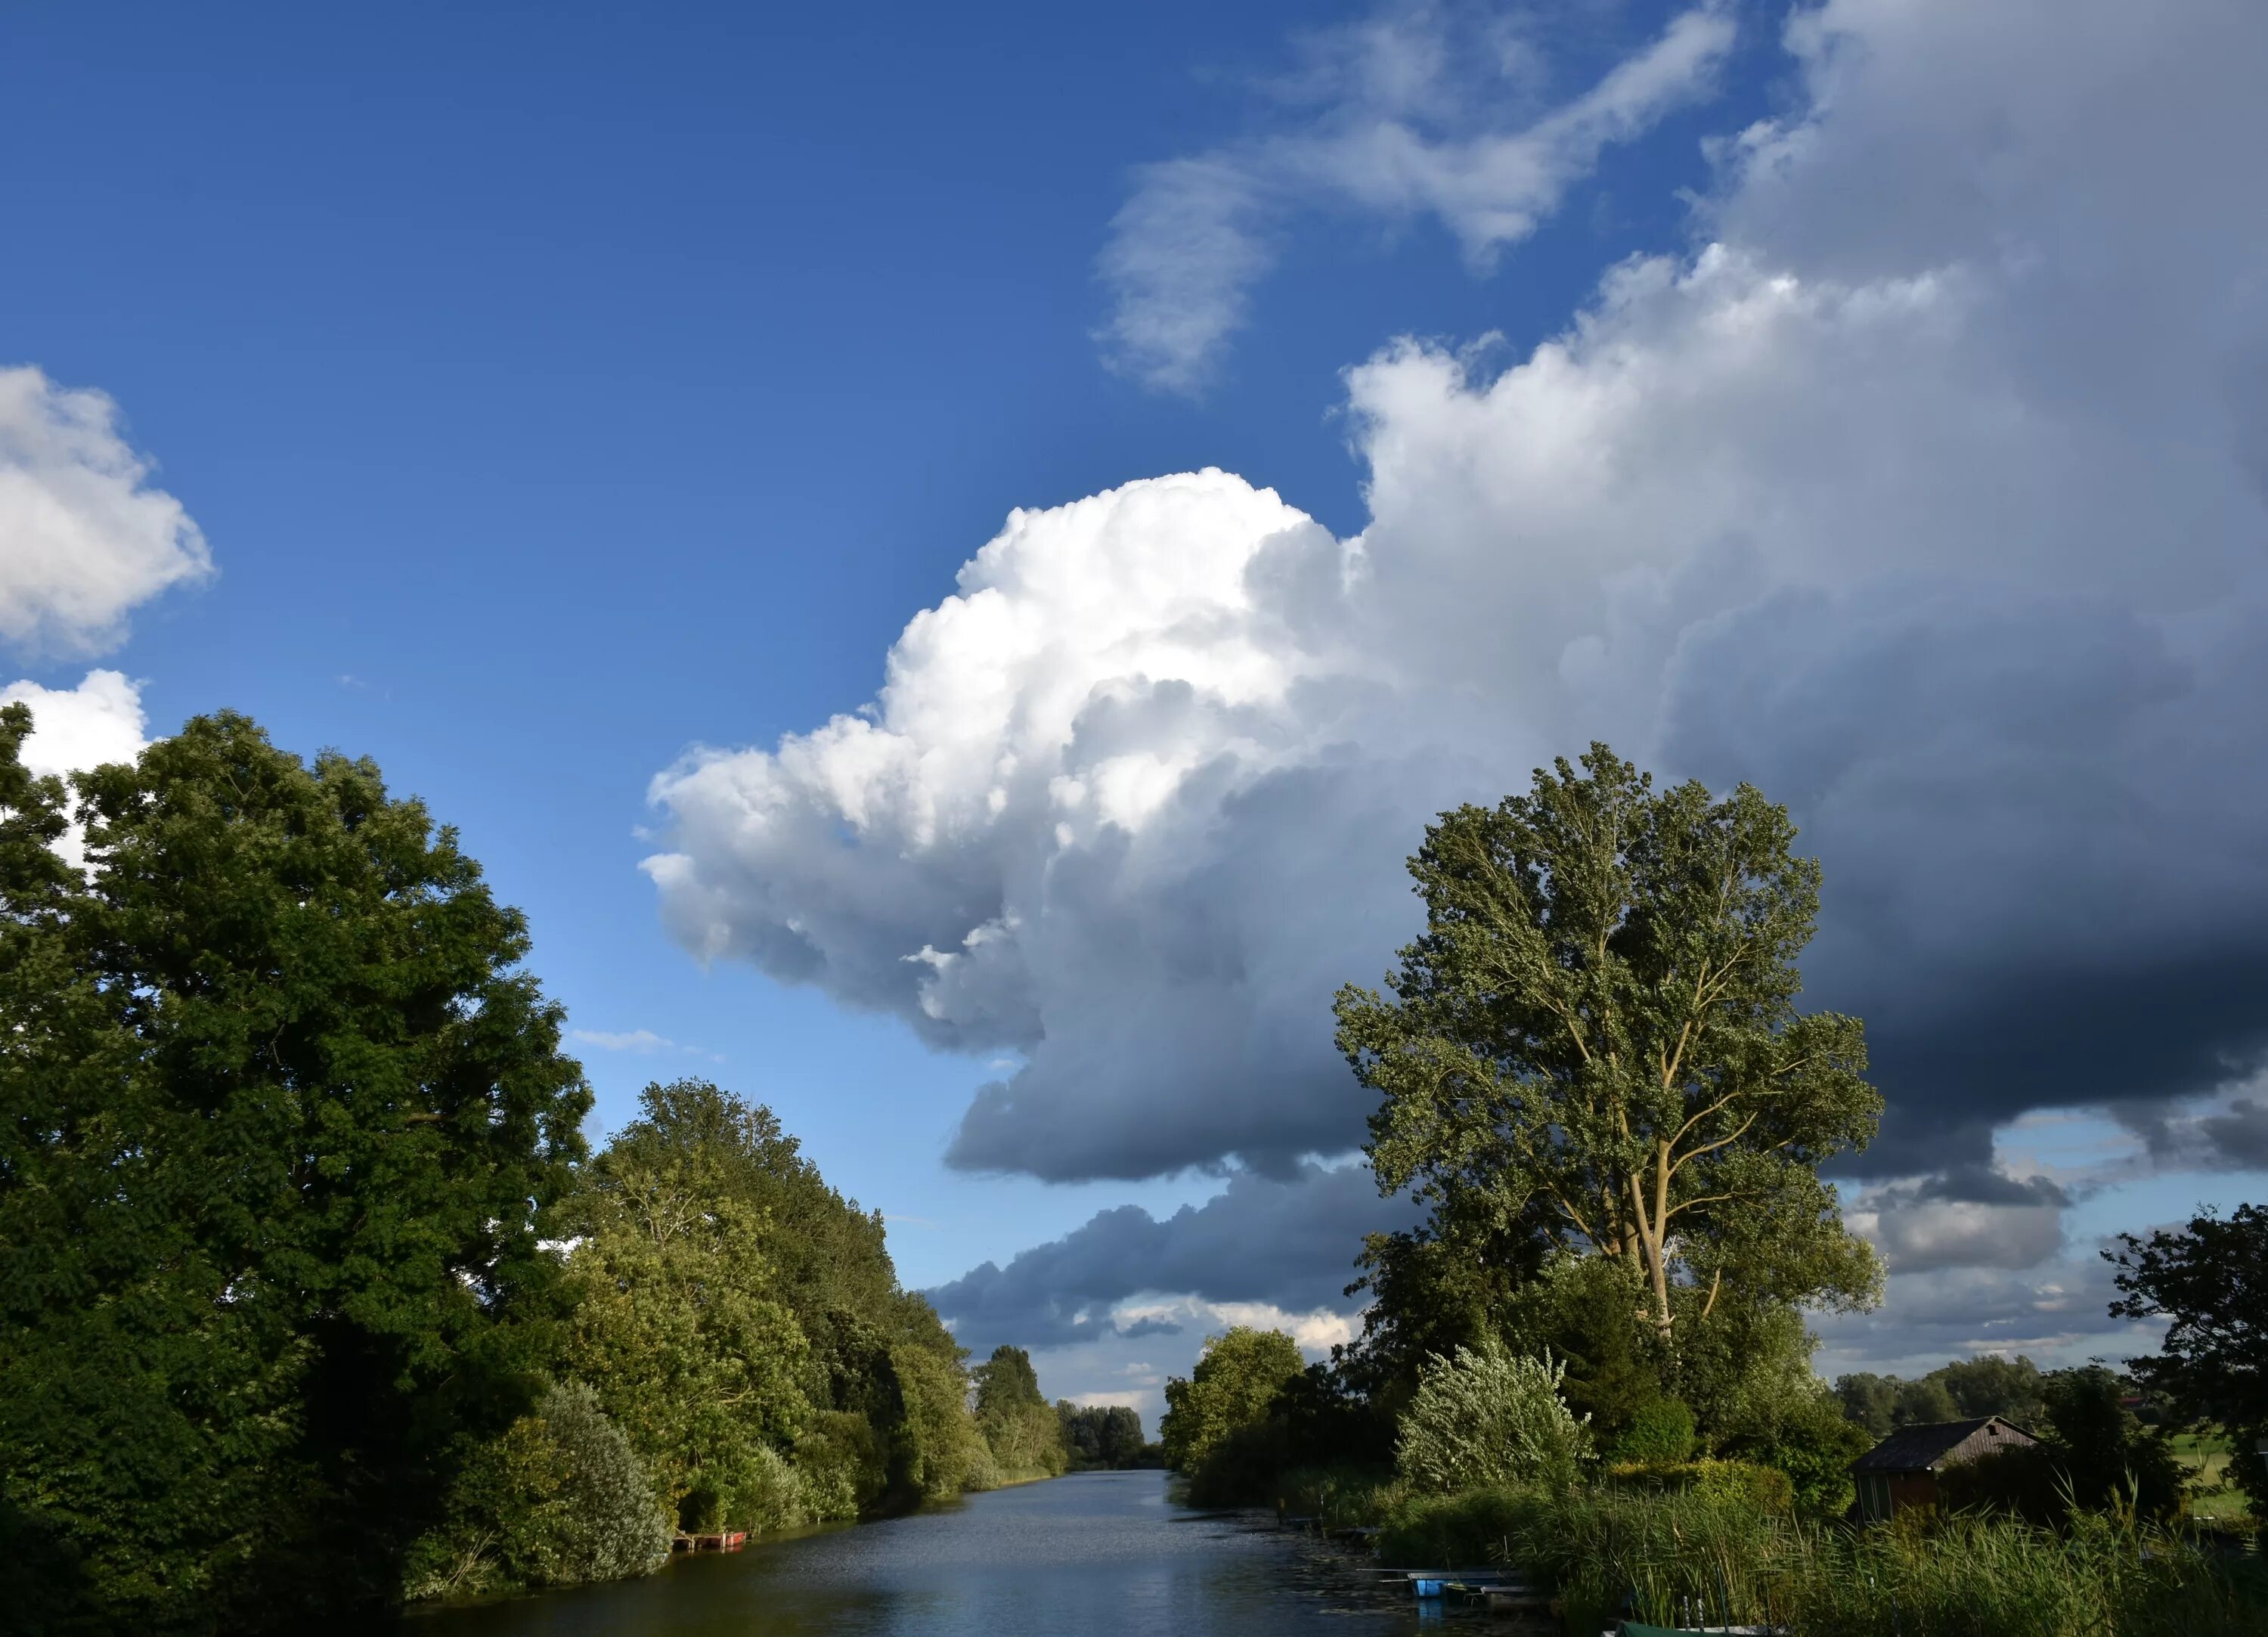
0 0 1748 1277
8 0 2268 1415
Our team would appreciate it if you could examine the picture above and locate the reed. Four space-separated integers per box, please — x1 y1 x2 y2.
1498 1484 2268 1635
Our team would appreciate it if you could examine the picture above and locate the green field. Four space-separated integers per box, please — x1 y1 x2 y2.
2173 1431 2254 1523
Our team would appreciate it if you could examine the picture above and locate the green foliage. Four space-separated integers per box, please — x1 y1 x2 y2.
401 1381 671 1601
1375 1484 1536 1568
1337 745 1883 1351
1606 1458 1793 1515
971 1344 1069 1478
564 1089 813 1532
1939 1366 2187 1524
1160 1326 1306 1476
2112 1204 2268 1512
891 1325 996 1500
0 711 590 1633
1058 1403 1148 1469
1834 1353 2049 1439
1396 1338 1590 1493
1483 1481 2268 1637
1730 1387 1873 1517
1613 1398 1696 1465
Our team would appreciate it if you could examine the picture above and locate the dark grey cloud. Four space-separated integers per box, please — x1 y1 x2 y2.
1665 582 2268 1177
2112 1090 2268 1173
1848 1167 2070 1275
1814 1242 2161 1380
924 1161 1417 1355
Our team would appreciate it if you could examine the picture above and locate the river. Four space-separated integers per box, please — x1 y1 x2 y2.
407 1470 1435 1635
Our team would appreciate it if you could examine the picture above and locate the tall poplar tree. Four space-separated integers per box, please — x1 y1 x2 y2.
1335 746 1881 1355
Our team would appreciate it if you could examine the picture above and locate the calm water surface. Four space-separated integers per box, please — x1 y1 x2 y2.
408 1471 1432 1635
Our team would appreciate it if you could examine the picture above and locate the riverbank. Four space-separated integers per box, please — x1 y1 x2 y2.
1270 1466 2268 1636
405 1469 1425 1635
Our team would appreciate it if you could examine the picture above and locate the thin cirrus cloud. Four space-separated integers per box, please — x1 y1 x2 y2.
1094 2 1737 393
0 365 212 659
568 1028 722 1062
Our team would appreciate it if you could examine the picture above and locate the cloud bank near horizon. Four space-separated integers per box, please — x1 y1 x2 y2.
646 0 2268 1372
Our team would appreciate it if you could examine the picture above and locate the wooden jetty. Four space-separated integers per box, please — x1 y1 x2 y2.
671 1529 746 1552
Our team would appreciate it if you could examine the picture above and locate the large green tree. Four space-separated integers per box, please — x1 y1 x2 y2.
569 1080 991 1523
565 1095 813 1531
1336 747 1881 1355
0 711 590 1632
1159 1326 1305 1475
971 1345 1068 1478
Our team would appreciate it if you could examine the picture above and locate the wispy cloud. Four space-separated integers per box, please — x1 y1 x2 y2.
1096 2 1736 393
568 1027 722 1062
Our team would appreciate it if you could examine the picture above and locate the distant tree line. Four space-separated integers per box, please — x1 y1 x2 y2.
0 708 1065 1635
1055 1403 1159 1469
1833 1354 2051 1438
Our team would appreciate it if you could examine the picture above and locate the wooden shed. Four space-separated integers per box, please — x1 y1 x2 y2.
1850 1415 2039 1521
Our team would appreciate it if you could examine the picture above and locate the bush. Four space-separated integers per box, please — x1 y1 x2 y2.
793 1412 884 1522
1396 1339 1590 1493
1612 1398 1696 1465
1732 1388 1874 1517
1377 1484 1541 1567
1608 1458 1793 1516
402 1382 671 1603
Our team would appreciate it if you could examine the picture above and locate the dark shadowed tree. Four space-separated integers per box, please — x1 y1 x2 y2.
2110 1203 2268 1510
1336 745 1882 1356
0 711 590 1633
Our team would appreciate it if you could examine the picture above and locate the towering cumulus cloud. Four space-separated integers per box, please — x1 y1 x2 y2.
647 0 2268 1293
646 469 1434 1178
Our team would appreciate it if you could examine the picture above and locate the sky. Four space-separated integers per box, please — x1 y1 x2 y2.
7 0 2267 1422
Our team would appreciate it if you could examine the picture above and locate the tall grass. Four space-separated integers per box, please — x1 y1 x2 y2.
1271 1459 2268 1635
1500 1485 2268 1636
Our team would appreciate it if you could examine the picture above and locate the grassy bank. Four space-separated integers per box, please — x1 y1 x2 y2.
1272 1466 2268 1636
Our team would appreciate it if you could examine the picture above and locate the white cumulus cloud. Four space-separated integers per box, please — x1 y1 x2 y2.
1 669 150 780
649 0 2268 1259
0 367 212 657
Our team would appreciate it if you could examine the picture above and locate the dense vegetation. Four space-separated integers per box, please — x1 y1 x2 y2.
1055 1403 1157 1469
1151 746 2263 1631
0 708 1064 1634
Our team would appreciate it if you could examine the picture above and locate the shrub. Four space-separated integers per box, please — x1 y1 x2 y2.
1733 1388 1873 1516
793 1412 881 1522
401 1381 671 1602
534 1384 676 1580
1612 1398 1696 1465
1396 1339 1590 1493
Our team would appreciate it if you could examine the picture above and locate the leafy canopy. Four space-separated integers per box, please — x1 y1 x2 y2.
0 710 590 1632
1337 744 1882 1339
1159 1326 1304 1475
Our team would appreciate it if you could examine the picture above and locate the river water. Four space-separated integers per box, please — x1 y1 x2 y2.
407 1470 1434 1636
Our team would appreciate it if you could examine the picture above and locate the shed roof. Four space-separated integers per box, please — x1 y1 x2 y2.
1849 1416 2038 1475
